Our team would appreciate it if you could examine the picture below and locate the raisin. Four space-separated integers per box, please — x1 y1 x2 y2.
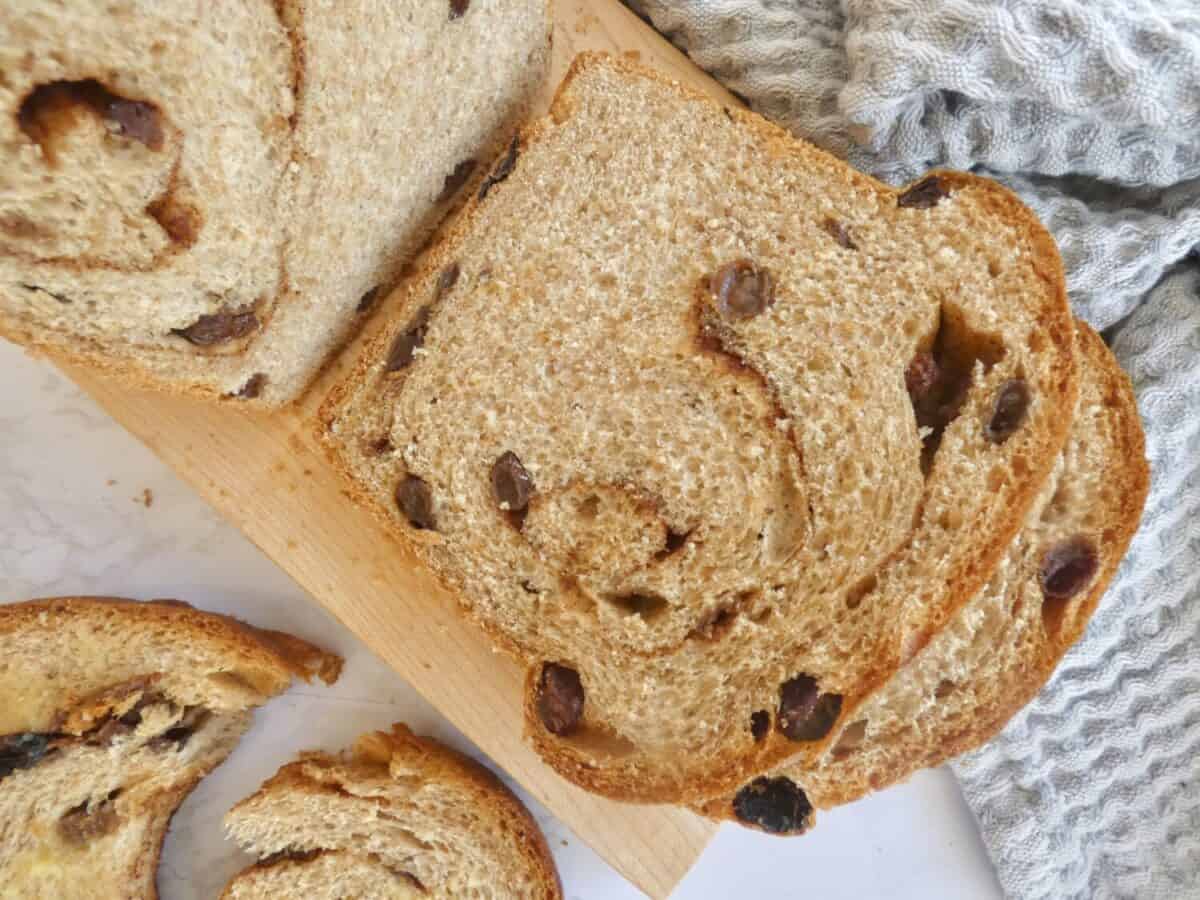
750 710 770 742
732 777 813 834
986 379 1031 443
356 286 381 313
104 98 163 149
898 175 949 209
449 0 470 19
0 733 57 780
710 259 775 320
777 674 842 742
491 451 534 512
905 351 940 400
821 218 857 250
439 159 476 201
385 306 432 372
1040 537 1099 601
396 476 436 530
536 663 584 736
478 137 520 201
172 308 259 346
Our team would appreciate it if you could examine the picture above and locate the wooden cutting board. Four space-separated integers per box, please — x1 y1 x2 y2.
65 2 739 896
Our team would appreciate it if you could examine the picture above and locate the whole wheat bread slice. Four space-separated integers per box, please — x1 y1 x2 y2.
222 723 562 900
0 596 341 898
0 0 549 405
699 323 1147 833
320 52 1078 804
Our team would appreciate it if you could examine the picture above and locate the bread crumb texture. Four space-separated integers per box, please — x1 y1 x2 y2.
322 53 1085 805
0 597 341 897
698 322 1147 830
0 0 549 404
222 724 562 900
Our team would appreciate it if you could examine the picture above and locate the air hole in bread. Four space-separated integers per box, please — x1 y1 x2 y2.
18 79 164 164
906 303 1006 475
844 573 877 610
608 593 669 623
654 528 690 560
829 718 868 760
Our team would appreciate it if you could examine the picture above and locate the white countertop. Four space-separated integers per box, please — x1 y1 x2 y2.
0 338 1005 899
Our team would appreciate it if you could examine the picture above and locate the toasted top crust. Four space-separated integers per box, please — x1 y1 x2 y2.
699 322 1147 830
0 0 550 405
223 723 562 900
320 51 1077 803
0 596 341 734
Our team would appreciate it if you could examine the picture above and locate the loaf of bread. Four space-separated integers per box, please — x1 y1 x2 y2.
700 323 1148 833
222 723 561 900
0 0 549 405
0 596 341 898
320 53 1080 805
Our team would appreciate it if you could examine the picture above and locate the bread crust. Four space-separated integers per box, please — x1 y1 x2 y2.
0 596 341 895
0 0 551 406
695 322 1147 825
318 51 1078 804
0 596 343 687
223 723 563 900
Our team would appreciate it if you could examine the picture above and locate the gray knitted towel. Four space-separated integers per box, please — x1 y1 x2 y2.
624 1 1200 898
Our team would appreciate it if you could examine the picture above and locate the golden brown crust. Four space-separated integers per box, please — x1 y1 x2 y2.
0 596 343 687
695 321 1146 821
317 51 1078 805
225 723 563 900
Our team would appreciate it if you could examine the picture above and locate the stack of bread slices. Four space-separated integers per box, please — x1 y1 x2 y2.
0 0 1147 839
318 54 1149 833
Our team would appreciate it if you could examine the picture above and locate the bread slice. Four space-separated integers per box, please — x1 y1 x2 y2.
0 0 549 405
700 322 1147 833
222 723 562 900
319 52 1078 804
0 596 342 898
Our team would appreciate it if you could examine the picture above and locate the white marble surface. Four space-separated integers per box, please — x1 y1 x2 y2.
0 337 1005 899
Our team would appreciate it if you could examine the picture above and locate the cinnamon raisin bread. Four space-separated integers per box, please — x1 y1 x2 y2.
221 724 561 900
0 0 549 405
0 596 342 899
705 323 1147 833
320 53 1078 804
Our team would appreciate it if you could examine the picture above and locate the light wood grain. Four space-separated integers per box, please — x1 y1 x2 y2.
64 2 738 896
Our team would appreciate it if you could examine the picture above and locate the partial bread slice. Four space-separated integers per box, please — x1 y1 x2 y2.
320 52 1078 804
700 322 1147 833
0 0 549 405
222 724 562 900
0 596 341 898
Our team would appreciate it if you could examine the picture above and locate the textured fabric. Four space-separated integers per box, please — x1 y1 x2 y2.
956 266 1200 899
624 1 1200 898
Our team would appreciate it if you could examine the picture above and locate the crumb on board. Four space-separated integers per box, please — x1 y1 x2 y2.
106 478 117 486
134 488 153 508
